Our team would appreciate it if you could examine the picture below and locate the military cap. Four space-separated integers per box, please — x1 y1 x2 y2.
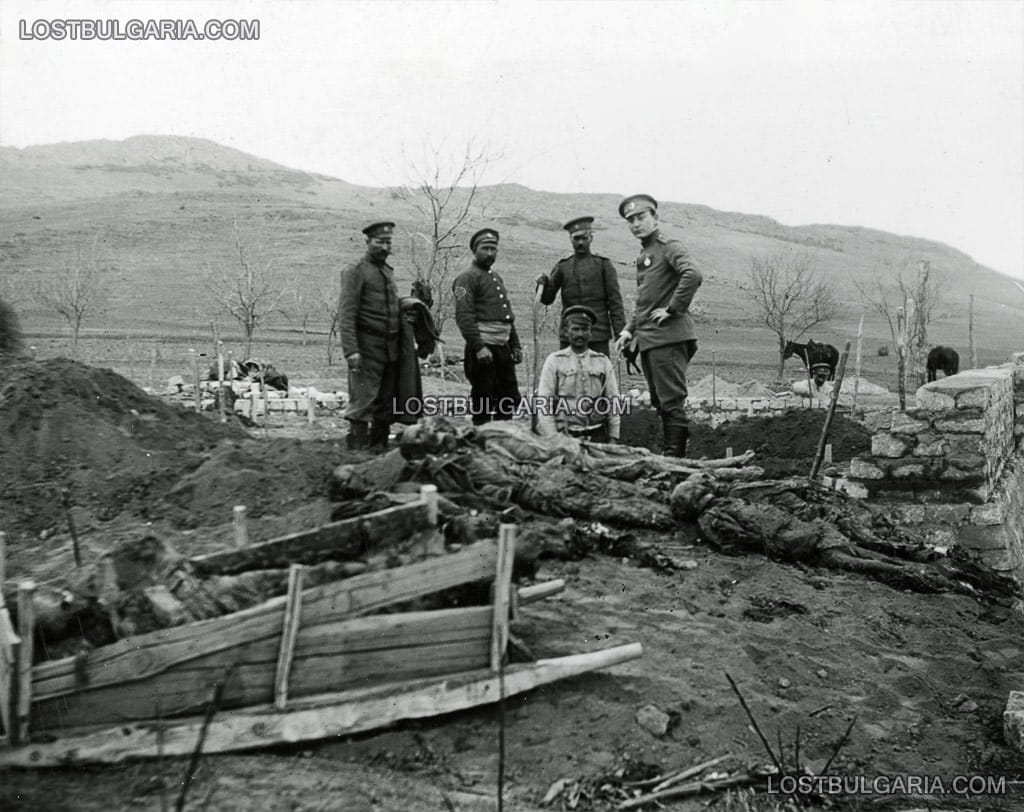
362 221 396 238
563 216 595 236
470 228 499 252
618 194 658 219
563 305 598 327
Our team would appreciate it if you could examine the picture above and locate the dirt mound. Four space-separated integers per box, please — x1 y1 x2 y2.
0 358 249 533
620 407 870 477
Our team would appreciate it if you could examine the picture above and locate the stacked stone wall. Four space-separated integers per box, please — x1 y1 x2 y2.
847 353 1024 575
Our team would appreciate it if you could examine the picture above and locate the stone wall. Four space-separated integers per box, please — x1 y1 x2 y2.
846 353 1024 575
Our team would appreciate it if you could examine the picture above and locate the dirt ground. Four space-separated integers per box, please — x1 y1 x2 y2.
2 359 1023 812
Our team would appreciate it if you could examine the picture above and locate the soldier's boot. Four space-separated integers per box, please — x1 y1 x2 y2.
661 414 690 458
673 421 690 458
346 421 369 451
368 421 391 450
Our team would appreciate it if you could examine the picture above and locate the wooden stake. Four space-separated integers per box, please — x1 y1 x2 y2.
810 341 851 480
149 346 157 391
232 506 248 548
192 352 201 413
850 314 864 416
969 293 977 369
726 447 733 459
491 525 516 672
824 443 833 465
711 350 717 409
0 531 5 604
273 565 305 710
217 341 226 424
0 605 18 745
16 580 36 744
306 390 316 425
420 484 439 527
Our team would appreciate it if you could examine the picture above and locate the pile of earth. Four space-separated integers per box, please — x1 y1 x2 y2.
619 407 871 477
0 358 345 539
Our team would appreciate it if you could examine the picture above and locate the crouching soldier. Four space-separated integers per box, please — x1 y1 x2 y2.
535 306 621 443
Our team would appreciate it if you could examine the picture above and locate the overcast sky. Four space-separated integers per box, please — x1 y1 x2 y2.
2 0 1022 280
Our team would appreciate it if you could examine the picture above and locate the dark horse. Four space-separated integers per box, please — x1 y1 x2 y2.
783 339 840 380
926 346 959 382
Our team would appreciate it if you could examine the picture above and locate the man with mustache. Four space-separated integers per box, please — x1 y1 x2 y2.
452 228 523 424
613 195 703 457
535 216 626 356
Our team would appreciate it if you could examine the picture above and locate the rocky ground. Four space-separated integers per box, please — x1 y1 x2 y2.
2 359 1023 811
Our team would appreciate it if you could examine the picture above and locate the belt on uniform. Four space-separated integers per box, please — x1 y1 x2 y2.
357 323 400 339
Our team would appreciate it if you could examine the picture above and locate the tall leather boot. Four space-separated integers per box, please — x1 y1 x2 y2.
368 421 391 450
660 413 677 457
346 421 369 450
674 421 690 458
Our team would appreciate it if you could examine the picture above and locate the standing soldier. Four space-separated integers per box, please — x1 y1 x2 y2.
613 195 703 457
535 216 626 356
536 306 621 443
338 221 419 450
452 228 523 424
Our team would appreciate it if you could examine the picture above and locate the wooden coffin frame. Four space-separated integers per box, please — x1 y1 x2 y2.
0 489 642 765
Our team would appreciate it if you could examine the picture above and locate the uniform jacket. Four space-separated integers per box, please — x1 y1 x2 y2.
452 262 521 353
539 253 626 343
626 230 703 351
535 347 621 439
338 256 401 363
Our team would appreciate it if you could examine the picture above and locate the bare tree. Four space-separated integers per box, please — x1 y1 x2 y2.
312 274 341 366
393 138 502 338
34 233 110 360
743 251 838 379
286 276 318 347
208 217 288 358
853 256 946 409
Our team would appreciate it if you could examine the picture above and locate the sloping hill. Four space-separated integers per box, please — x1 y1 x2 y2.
1 136 1020 371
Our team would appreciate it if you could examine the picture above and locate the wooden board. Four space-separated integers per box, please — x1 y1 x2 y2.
34 606 494 730
190 501 432 576
33 539 501 703
1 644 643 767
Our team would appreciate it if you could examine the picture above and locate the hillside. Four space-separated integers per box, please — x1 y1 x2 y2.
1 135 1020 374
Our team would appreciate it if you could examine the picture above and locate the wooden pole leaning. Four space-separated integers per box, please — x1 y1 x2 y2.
491 525 516 672
810 341 851 481
273 565 305 710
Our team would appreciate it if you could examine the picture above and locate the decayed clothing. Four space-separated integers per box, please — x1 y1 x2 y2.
338 255 420 423
535 347 621 440
452 262 521 353
626 230 703 352
539 253 626 344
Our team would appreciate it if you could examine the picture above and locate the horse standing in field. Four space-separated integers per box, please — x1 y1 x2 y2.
926 346 959 382
783 339 840 381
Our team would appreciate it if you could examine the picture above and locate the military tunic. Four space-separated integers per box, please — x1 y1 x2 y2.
338 255 403 423
539 253 626 346
535 347 621 441
452 261 522 424
626 229 703 422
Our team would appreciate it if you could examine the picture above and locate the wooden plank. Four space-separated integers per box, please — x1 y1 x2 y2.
3 643 643 766
191 501 432 576
274 565 305 710
233 505 248 547
33 606 494 730
0 607 20 744
33 539 500 702
16 580 35 744
490 525 516 671
518 580 565 605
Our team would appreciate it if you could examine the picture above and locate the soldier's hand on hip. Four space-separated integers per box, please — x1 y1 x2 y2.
346 352 362 372
475 347 493 364
511 348 523 365
614 330 632 353
650 307 672 325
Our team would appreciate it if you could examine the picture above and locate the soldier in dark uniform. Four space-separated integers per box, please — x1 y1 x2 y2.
452 228 523 424
613 195 703 457
535 216 626 356
338 221 411 450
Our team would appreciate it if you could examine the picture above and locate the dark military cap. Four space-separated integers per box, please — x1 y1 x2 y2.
563 305 598 327
469 228 499 252
618 194 658 219
563 216 595 236
362 221 396 238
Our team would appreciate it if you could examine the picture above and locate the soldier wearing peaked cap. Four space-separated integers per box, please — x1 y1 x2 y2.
452 228 523 425
536 216 626 356
535 304 621 443
613 194 703 457
338 220 422 450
